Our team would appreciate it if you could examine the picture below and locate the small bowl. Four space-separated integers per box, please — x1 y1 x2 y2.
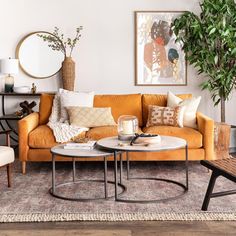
13 86 30 93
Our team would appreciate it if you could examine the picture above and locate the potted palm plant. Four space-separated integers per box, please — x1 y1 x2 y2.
172 0 236 123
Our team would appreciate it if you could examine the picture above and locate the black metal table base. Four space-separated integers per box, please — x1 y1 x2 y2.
115 177 188 203
50 154 126 201
114 145 189 203
49 180 126 201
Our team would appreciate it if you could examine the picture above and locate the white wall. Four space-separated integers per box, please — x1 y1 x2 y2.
0 0 235 124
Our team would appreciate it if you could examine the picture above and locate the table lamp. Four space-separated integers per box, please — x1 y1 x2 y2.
0 58 19 92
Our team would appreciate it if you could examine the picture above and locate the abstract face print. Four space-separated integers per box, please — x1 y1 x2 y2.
136 12 186 86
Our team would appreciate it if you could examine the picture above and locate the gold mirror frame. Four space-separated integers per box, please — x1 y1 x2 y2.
16 31 65 79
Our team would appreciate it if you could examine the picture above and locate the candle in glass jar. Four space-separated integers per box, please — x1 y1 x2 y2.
122 120 134 135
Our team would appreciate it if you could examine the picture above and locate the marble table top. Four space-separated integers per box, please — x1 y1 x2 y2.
97 136 187 152
51 144 113 158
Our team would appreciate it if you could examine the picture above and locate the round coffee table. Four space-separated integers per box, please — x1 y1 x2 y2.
50 144 126 201
97 135 188 203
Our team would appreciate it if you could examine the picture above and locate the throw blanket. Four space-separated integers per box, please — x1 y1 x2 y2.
47 95 88 143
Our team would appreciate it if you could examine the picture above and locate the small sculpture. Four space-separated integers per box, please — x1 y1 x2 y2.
31 83 37 94
19 101 37 115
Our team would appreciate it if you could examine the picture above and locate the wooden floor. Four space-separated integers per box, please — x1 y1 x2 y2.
0 221 236 236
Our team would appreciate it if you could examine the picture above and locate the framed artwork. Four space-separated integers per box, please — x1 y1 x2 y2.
135 11 187 86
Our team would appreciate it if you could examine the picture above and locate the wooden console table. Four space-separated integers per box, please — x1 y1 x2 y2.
0 92 54 144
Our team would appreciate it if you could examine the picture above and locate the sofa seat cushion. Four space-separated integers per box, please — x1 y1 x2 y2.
86 126 118 140
142 126 202 148
29 125 86 148
86 126 143 141
29 125 57 148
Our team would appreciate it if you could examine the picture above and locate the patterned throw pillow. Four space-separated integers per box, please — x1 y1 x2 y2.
146 105 185 127
67 107 116 128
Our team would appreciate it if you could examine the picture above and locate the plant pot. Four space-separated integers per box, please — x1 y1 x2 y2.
61 57 75 91
230 125 236 154
214 122 231 159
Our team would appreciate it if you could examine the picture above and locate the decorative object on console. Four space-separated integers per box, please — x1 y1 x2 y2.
38 27 83 91
118 115 138 141
0 58 19 92
31 83 37 94
167 91 201 128
67 107 116 128
135 11 187 86
13 86 30 93
146 105 185 128
19 100 37 115
16 32 65 79
172 0 236 123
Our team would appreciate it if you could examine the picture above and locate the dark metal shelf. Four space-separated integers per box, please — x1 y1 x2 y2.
0 114 24 120
0 92 56 96
0 91 56 145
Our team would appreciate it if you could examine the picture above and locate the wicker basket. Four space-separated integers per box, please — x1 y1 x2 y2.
61 57 75 91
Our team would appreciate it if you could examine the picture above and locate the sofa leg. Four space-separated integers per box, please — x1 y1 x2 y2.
7 164 12 187
22 161 26 174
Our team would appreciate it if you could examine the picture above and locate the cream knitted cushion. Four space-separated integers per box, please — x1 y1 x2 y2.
67 107 116 128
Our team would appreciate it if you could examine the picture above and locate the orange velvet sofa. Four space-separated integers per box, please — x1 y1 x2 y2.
18 93 215 174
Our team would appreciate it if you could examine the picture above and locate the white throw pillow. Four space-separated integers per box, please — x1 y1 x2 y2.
167 91 201 128
59 89 94 122
48 94 61 123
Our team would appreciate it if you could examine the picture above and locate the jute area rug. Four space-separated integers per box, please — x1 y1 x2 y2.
0 160 235 222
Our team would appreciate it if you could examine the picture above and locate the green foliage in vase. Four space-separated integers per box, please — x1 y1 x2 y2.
172 0 236 122
38 26 83 57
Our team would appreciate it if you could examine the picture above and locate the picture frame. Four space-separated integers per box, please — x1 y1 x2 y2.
135 11 187 86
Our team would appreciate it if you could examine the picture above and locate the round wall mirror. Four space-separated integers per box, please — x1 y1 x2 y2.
16 31 65 79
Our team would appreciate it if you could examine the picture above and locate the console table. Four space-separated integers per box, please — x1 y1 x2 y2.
0 92 54 144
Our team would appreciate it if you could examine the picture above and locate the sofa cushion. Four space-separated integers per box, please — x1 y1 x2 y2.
142 126 202 148
94 94 143 126
29 125 57 148
67 107 116 127
142 94 192 126
29 125 86 148
86 126 118 140
86 126 143 141
39 93 55 125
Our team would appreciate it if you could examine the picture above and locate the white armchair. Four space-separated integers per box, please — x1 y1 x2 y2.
0 130 14 187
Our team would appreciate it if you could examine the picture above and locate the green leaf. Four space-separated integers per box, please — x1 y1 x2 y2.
209 27 216 35
231 48 236 55
214 55 218 65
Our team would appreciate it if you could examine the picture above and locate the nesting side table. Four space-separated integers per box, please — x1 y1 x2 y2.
50 144 126 201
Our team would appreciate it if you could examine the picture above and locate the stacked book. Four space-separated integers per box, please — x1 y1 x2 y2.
64 141 96 150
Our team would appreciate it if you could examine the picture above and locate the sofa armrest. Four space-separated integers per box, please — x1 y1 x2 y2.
18 112 39 161
196 112 214 160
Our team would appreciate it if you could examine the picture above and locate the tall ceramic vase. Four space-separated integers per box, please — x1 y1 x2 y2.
61 57 75 91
